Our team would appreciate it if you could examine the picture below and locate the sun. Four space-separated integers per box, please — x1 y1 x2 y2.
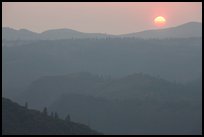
154 16 166 27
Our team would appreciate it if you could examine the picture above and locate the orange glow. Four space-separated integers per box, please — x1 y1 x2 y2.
154 16 166 27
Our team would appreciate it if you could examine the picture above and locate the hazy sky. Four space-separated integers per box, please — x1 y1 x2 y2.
2 2 202 34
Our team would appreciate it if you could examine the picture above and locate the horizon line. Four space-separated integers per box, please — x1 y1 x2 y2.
2 21 202 36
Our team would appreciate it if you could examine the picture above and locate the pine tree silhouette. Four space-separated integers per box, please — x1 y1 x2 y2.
43 107 48 116
54 112 59 119
65 114 71 122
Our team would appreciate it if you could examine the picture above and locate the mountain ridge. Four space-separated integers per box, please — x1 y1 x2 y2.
120 22 202 39
2 22 202 40
2 97 102 135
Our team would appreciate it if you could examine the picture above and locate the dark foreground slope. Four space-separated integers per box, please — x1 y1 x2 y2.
2 98 102 135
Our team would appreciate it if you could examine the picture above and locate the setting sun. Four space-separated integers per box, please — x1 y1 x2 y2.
154 16 166 27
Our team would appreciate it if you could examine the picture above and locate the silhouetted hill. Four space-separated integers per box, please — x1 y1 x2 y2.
41 28 113 40
2 22 202 40
95 73 185 100
120 22 202 39
2 97 102 135
16 72 201 111
16 72 111 109
2 27 113 41
16 72 181 109
47 73 201 135
2 27 40 40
